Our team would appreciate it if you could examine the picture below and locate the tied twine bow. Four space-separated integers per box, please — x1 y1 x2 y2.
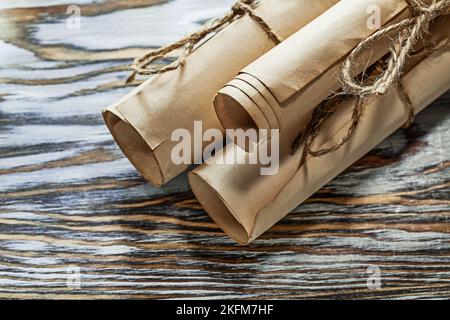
295 0 450 161
126 0 282 84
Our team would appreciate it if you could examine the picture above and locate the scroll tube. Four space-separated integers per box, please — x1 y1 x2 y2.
102 0 339 186
190 23 450 243
214 0 439 145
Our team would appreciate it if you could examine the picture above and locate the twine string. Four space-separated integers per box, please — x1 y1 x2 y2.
295 0 450 161
126 0 282 83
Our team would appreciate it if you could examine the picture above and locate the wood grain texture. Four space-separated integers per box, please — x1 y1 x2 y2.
0 0 449 300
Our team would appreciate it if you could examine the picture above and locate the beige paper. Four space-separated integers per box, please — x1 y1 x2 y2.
214 0 440 140
102 0 338 186
190 33 450 243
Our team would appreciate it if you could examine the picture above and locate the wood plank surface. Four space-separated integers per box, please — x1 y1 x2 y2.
0 0 449 300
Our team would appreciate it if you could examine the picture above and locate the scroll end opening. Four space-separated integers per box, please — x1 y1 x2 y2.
188 171 250 244
102 109 164 187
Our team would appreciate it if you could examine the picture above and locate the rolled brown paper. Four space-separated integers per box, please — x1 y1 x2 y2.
214 0 440 141
189 38 450 244
102 0 339 187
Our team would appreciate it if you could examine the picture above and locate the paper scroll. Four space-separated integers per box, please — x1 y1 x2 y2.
190 18 450 243
214 0 441 142
102 0 338 186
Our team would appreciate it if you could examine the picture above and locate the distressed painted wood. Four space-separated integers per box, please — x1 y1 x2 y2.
0 0 449 300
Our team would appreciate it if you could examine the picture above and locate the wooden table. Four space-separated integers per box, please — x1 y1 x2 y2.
0 0 449 300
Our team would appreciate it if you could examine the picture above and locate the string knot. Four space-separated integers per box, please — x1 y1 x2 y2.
293 0 450 163
232 2 249 15
340 0 450 98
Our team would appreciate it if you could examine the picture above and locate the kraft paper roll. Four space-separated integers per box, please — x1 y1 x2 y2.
189 31 450 243
214 0 442 142
102 0 338 186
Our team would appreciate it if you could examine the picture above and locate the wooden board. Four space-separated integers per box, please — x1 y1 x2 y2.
0 0 449 299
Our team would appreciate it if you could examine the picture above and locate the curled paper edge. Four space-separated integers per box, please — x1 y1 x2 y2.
190 45 450 244
103 106 165 187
